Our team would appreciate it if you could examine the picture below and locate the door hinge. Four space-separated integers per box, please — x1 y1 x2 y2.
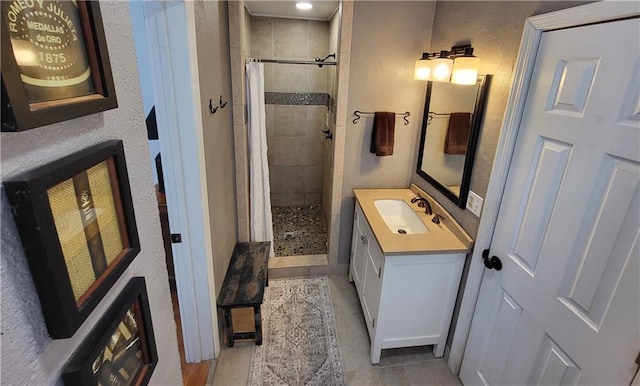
636 351 640 366
372 318 375 328
170 233 182 243
378 267 381 278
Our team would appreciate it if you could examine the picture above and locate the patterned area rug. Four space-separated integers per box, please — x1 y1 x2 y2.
247 277 346 386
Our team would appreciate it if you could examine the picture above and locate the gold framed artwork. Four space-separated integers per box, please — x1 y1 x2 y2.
3 140 139 338
1 0 117 131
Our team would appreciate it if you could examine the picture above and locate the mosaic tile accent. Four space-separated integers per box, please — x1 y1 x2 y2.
265 92 329 106
272 205 327 257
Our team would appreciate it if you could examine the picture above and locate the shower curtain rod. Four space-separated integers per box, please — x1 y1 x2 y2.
248 53 337 67
250 58 337 66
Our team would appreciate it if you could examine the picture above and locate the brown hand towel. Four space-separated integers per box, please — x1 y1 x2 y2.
370 112 396 156
444 112 472 155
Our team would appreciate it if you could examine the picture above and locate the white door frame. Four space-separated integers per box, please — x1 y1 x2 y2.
140 1 220 362
448 1 640 374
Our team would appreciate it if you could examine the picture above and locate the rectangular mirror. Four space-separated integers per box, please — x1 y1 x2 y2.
416 75 490 208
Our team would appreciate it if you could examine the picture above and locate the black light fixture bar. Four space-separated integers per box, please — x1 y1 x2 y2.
420 44 474 60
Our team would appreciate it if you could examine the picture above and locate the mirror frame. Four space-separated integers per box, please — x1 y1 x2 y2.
416 75 491 209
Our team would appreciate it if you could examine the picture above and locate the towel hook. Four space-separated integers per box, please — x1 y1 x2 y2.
209 99 218 114
219 95 228 109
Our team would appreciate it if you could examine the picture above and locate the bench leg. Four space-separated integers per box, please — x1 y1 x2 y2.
223 308 234 347
254 304 262 346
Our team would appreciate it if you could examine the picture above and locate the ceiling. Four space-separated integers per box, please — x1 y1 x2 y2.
244 1 339 21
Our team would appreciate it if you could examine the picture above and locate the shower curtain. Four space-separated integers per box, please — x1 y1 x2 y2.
246 61 275 257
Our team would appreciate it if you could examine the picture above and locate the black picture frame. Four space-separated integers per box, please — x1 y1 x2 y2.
416 75 491 209
3 140 140 338
1 0 117 132
62 277 158 386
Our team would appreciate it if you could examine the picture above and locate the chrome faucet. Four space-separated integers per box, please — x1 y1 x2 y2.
410 195 433 215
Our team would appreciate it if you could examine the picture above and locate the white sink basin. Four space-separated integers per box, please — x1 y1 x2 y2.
373 199 429 234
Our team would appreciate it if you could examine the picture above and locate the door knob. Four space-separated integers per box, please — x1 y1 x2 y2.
482 249 502 271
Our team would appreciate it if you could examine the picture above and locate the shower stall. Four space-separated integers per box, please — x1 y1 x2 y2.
247 12 339 258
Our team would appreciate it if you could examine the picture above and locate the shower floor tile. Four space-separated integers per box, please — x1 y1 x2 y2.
272 205 327 257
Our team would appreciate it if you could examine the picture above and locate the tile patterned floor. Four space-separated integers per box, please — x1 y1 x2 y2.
212 272 462 386
271 205 327 257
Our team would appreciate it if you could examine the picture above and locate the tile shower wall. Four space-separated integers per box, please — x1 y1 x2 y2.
322 8 340 226
249 16 330 206
228 2 253 241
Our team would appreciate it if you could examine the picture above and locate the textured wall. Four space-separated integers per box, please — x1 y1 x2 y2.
0 2 182 385
193 1 239 298
411 0 594 239
338 1 437 263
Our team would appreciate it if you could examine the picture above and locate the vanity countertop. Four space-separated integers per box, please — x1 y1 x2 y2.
353 185 473 255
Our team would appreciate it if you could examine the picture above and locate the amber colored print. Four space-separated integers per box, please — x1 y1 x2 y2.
47 160 124 303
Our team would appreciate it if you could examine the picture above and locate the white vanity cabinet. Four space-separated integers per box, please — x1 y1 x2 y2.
349 205 367 290
349 202 467 364
350 203 384 330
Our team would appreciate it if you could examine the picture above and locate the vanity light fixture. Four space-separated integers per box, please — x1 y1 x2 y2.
414 44 479 85
451 46 480 85
414 53 432 80
431 51 455 82
296 2 313 10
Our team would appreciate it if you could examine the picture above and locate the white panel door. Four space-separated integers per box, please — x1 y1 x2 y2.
461 18 640 385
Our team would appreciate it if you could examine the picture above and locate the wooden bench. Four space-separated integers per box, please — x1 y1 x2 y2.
216 242 270 346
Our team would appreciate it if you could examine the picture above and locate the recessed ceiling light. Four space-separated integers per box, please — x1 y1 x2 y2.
296 2 313 10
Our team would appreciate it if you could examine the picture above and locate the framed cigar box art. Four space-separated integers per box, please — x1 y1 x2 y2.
63 277 158 386
3 140 140 338
1 0 117 132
